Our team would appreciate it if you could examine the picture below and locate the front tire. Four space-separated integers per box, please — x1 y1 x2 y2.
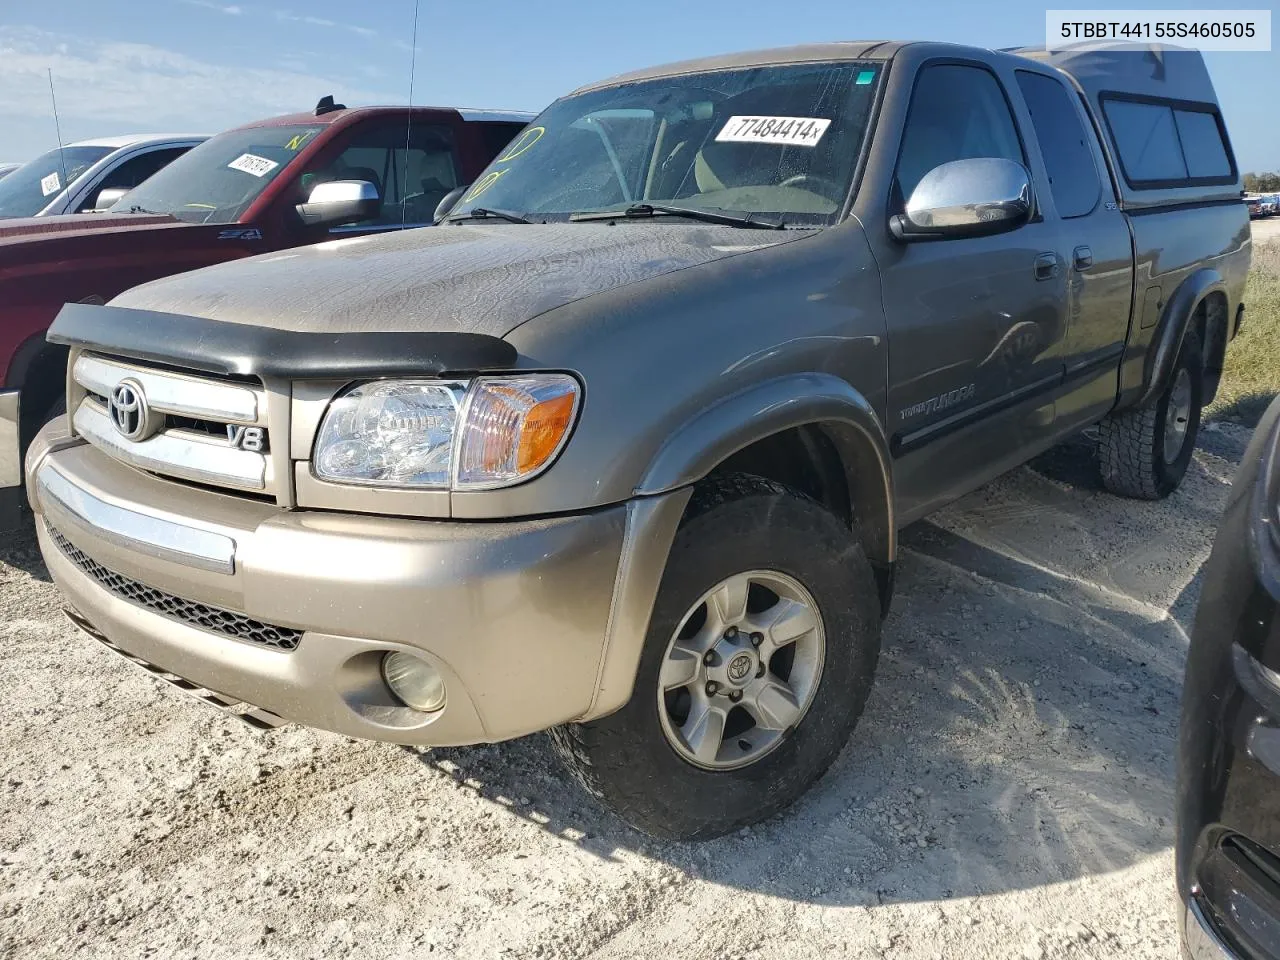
550 474 882 840
1099 329 1203 499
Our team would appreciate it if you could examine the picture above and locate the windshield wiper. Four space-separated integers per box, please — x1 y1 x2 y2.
569 203 784 230
446 207 531 225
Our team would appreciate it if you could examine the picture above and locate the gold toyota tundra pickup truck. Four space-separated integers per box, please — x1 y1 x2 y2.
26 41 1248 839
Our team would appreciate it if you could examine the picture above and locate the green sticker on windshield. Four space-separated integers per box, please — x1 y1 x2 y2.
856 70 876 85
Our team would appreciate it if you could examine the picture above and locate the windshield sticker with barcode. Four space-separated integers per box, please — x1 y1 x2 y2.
40 171 61 196
227 153 279 177
715 116 831 147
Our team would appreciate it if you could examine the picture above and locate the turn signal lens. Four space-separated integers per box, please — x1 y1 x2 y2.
455 375 580 488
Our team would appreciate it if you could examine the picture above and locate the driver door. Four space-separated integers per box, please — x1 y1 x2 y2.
874 61 1069 522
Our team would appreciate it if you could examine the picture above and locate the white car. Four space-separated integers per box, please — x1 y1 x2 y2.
0 134 207 219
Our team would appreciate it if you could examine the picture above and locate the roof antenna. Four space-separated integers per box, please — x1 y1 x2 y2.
401 0 419 227
314 94 346 116
47 68 69 200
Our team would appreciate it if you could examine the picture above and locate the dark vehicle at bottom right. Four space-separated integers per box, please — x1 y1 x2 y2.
1179 394 1280 959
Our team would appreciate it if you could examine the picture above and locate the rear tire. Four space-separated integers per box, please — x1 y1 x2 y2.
549 473 882 840
1099 330 1202 499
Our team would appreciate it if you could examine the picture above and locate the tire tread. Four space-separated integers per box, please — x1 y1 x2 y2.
1099 330 1202 500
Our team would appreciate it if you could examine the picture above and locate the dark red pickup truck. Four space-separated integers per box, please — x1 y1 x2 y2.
0 100 532 523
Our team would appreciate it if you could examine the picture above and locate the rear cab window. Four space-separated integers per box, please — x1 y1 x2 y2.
1100 96 1235 188
1014 70 1102 218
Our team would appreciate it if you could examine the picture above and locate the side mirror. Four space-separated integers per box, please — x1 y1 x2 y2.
296 179 380 227
433 184 469 224
890 157 1033 242
90 187 129 213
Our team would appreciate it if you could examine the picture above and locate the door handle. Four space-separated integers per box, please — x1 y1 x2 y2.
1073 245 1093 270
1033 252 1058 281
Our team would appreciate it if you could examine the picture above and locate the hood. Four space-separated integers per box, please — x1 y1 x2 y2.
0 212 178 245
111 222 800 337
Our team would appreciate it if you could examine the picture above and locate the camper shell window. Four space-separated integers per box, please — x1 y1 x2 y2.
1100 93 1235 190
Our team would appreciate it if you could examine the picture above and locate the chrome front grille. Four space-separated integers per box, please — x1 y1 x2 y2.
71 353 276 496
49 525 302 651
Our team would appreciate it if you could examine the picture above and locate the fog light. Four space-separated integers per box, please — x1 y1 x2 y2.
381 652 446 712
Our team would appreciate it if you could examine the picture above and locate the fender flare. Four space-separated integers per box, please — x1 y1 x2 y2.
634 372 896 567
1136 268 1227 408
582 374 895 721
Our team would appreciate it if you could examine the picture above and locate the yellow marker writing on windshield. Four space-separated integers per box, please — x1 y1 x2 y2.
285 132 316 151
496 126 545 163
465 170 507 202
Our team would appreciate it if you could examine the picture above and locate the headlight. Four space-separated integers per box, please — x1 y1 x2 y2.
314 374 579 489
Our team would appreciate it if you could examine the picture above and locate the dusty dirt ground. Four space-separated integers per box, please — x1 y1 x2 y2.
0 416 1255 960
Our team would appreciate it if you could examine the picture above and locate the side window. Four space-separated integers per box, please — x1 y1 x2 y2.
309 123 459 228
1014 71 1102 218
77 147 191 211
1101 97 1234 187
896 63 1024 203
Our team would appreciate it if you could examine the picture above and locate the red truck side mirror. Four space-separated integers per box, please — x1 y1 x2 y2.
296 179 381 227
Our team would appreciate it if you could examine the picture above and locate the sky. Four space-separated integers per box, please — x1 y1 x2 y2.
0 0 1276 169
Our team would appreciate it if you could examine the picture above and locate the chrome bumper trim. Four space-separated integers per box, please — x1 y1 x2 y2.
73 353 262 425
36 460 236 574
1185 894 1243 960
75 399 270 492
0 389 18 489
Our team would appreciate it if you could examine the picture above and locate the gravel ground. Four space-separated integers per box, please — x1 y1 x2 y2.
0 421 1255 960
1249 215 1280 245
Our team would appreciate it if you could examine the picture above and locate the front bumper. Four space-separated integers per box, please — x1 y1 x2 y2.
1184 895 1244 960
26 430 687 746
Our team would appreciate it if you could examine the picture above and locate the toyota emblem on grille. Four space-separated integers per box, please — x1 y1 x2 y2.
108 379 154 441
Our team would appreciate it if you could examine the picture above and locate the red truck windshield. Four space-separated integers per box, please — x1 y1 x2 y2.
112 124 323 224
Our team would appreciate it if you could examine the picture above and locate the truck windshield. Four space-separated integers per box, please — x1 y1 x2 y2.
0 146 113 219
112 124 323 224
449 61 881 227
